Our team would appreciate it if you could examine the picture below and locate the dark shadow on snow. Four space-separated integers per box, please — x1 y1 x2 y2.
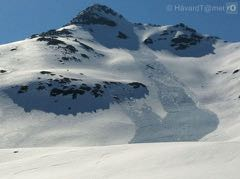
4 80 148 115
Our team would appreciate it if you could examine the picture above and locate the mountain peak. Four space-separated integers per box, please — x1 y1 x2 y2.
84 4 122 17
69 4 124 26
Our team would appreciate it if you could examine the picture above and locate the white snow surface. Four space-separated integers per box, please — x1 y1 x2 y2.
0 142 240 179
0 4 240 178
0 23 239 147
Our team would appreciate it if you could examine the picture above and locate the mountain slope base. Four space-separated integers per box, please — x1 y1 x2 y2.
0 142 239 179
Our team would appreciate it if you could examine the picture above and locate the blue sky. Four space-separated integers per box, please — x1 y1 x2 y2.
0 0 239 44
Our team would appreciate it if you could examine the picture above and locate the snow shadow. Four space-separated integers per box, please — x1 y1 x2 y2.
4 80 148 115
147 40 215 57
82 24 140 50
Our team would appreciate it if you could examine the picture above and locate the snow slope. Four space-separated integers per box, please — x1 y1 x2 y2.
0 4 240 179
156 42 240 141
0 4 234 147
0 142 240 179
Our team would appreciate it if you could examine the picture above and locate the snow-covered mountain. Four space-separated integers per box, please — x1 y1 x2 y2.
0 4 240 148
1 4 240 179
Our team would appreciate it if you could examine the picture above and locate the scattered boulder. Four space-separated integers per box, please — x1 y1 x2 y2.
40 71 55 76
18 85 29 93
10 47 17 51
81 54 89 59
64 45 78 53
144 38 153 44
117 31 128 39
216 71 227 75
146 64 155 69
233 69 239 74
61 56 80 62
0 70 7 73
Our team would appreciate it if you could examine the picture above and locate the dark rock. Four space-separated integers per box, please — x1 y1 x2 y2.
79 42 94 51
128 82 146 89
174 23 186 28
10 48 17 51
62 57 69 61
37 37 66 46
146 64 155 69
161 30 169 36
69 4 121 26
171 33 203 50
40 71 52 75
62 56 80 62
185 26 197 33
30 34 38 39
144 38 153 44
134 22 143 26
18 86 29 93
37 86 46 90
175 44 189 50
65 45 78 53
50 88 63 96
0 70 7 73
40 29 72 37
81 54 89 59
32 29 72 39
233 69 240 74
117 31 128 39
50 87 86 99
79 84 91 91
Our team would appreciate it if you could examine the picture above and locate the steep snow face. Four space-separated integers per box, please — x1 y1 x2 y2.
0 4 239 147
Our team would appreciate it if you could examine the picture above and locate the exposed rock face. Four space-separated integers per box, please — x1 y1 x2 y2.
69 4 124 26
142 23 218 57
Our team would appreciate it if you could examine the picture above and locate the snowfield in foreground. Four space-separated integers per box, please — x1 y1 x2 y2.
0 142 240 179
